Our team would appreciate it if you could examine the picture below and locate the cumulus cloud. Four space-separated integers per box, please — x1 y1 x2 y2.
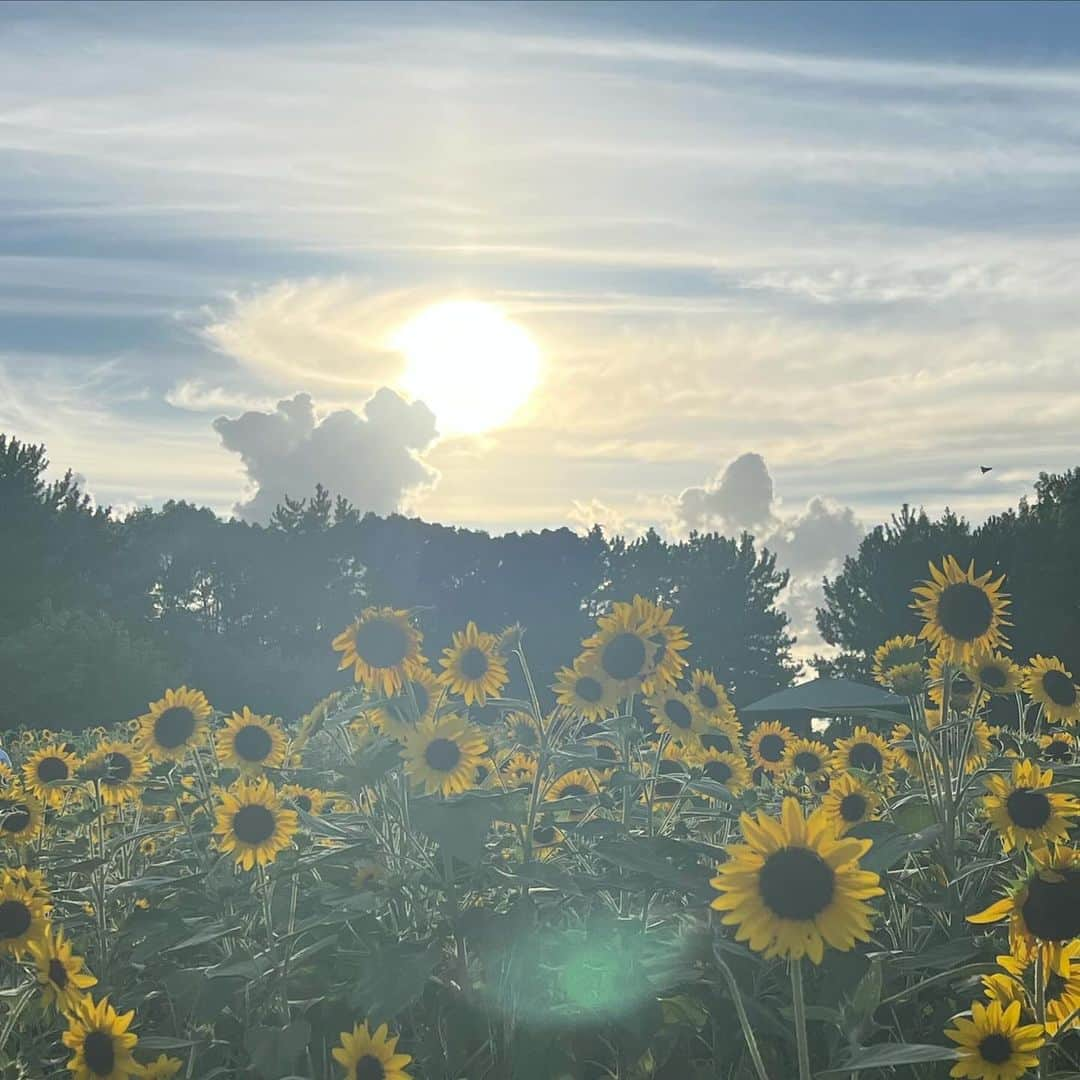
213 388 438 522
677 452 775 534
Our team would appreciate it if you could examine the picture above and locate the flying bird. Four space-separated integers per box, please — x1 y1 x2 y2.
980 466 993 474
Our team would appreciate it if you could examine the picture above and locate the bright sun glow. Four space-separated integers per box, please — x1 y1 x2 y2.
393 301 541 436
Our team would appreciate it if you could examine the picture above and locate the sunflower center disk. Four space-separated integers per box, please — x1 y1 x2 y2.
105 754 133 782
840 794 868 822
424 737 462 772
37 757 69 783
49 957 69 989
977 1033 1012 1066
354 1053 387 1080
235 725 274 762
2 806 30 833
154 706 197 749
1042 669 1078 708
354 619 409 669
1022 870 1080 941
702 732 733 754
979 665 1007 689
233 805 277 845
459 647 490 680
665 700 693 730
0 900 31 939
1006 788 1052 829
704 760 732 784
295 795 313 812
848 743 884 772
83 1030 116 1076
560 785 588 799
758 847 836 919
533 825 556 845
602 633 646 680
697 686 719 710
576 676 603 703
1045 739 1071 761
758 734 785 763
794 751 821 773
936 582 994 641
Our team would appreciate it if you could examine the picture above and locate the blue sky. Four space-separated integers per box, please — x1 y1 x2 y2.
3 1 1080 645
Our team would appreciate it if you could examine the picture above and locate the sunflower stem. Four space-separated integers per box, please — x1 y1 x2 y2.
0 983 35 1053
790 956 812 1080
712 948 770 1080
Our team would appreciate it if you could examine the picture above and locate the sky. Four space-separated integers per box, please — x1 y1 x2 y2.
3 1 1080 650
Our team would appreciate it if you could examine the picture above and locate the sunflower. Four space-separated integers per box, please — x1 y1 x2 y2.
438 622 508 706
215 707 287 773
29 927 97 1013
81 743 150 807
748 721 794 775
982 760 1080 853
530 821 565 860
552 657 619 720
401 715 488 796
930 653 979 712
280 784 330 816
579 724 620 765
293 690 345 753
62 995 140 1080
23 744 80 806
139 1056 184 1079
882 662 927 698
370 666 442 739
699 720 743 757
688 670 737 725
820 773 882 836
9 866 51 906
647 758 690 806
503 711 542 752
626 596 690 693
332 1021 412 1080
0 786 43 845
710 797 883 963
698 749 751 797
502 751 538 788
991 940 1080 1037
912 556 1010 664
333 607 425 695
212 777 298 871
580 604 660 696
964 720 995 774
784 738 831 783
545 768 601 804
872 635 925 686
944 999 1044 1080
1038 731 1074 764
647 688 704 747
831 726 898 787
967 652 1023 698
135 686 213 763
0 872 50 957
1024 656 1080 726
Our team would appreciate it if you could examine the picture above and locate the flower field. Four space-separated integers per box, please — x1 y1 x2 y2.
1 557 1079 1079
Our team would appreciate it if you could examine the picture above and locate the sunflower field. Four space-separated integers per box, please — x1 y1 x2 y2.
1 557 1079 1079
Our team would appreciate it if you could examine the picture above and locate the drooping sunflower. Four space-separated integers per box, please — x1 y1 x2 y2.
138 1055 184 1079
215 707 287 773
438 622 508 706
625 596 690 693
966 651 1023 698
212 777 298 871
545 768 601 804
884 662 929 698
332 1021 412 1080
930 654 979 712
698 749 751 797
912 556 1010 664
647 688 704 747
944 999 1044 1080
820 773 882 836
135 686 213 763
401 715 488 796
1038 730 1074 764
0 872 50 957
784 738 831 783
292 690 345 753
370 666 442 739
503 711 542 752
23 744 80 806
29 927 97 1013
872 635 925 686
1024 655 1080 726
710 797 883 963
982 760 1080 853
748 721 794 775
62 995 140 1080
280 784 330 816
333 608 425 697
580 604 660 696
963 719 996 774
81 743 150 807
578 723 620 765
688 669 737 725
699 721 743 757
501 751 538 788
0 786 43 845
530 821 565 860
990 940 1080 1037
831 726 898 787
552 657 619 720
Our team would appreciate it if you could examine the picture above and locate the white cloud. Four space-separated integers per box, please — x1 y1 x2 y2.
165 379 274 414
677 452 774 534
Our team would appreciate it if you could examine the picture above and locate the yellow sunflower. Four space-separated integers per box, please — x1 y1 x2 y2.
699 719 743 757
1038 730 1074 764
81 743 150 807
22 744 80 806
369 666 441 738
135 686 213 763
698 749 751 797
626 596 690 693
545 768 601 804
530 821 565 860
332 607 425 697
963 720 995 775
139 1055 184 1079
580 604 659 696
748 721 794 775
990 940 1080 1037
552 657 620 720
820 773 882 836
944 999 1044 1080
872 635 925 686
438 622 508 706
0 786 43 845
502 751 538 788
62 995 140 1080
332 1021 412 1080
29 927 97 1013
503 711 542 752
688 669 737 725
784 738 832 783
280 784 330 816
647 688 705 747
883 662 928 698
8 866 51 906
1024 656 1080 726
212 777 298 871
912 556 1010 664
966 651 1023 698
982 760 1080 853
710 797 883 963
215 707 287 773
0 872 50 957
831 726 898 787
401 715 488 796
647 758 690 806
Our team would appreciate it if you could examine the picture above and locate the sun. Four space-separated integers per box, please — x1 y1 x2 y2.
393 301 541 435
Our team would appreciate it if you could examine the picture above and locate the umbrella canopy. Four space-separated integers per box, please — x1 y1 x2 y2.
743 677 907 716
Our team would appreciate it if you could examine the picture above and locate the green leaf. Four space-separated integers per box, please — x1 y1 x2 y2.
350 941 440 1019
892 798 936 834
245 1021 311 1080
410 791 521 864
854 823 941 873
337 739 403 790
164 920 243 952
818 1043 961 1075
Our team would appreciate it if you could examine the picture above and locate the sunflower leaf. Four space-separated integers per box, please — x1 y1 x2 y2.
817 1042 962 1074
